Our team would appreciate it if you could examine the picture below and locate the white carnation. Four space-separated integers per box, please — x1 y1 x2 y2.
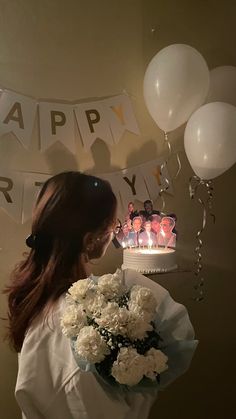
68 278 96 303
111 347 146 386
75 326 110 363
95 302 129 335
61 304 87 338
126 312 153 340
129 285 157 319
83 292 106 317
145 348 168 380
97 269 127 299
127 302 153 324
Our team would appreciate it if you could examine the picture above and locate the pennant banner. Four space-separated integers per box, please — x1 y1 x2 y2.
39 102 75 153
0 90 139 152
74 101 114 151
119 166 148 209
0 159 172 224
102 94 140 144
0 91 37 149
0 170 24 223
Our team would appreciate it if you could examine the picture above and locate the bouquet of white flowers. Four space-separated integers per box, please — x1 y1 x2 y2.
61 269 169 388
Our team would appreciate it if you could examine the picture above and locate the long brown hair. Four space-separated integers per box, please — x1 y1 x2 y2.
4 171 117 352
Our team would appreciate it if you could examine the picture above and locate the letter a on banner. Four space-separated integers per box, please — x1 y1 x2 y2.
74 101 114 151
39 102 75 153
0 91 37 149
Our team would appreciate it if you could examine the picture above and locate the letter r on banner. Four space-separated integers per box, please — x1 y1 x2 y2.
0 177 13 203
0 172 24 222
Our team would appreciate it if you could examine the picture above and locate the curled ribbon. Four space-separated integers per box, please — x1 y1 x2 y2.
189 176 215 302
158 160 169 211
158 132 182 211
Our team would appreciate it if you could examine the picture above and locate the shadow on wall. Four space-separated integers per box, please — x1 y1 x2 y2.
44 142 79 174
86 138 121 174
126 138 159 168
87 138 162 217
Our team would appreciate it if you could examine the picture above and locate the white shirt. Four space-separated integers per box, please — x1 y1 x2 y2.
15 269 197 419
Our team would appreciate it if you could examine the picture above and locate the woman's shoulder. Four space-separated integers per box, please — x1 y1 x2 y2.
22 294 67 347
19 294 78 374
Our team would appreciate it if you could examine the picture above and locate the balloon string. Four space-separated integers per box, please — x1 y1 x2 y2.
159 132 182 211
189 176 215 302
158 131 172 211
164 131 172 155
164 131 182 180
158 161 169 211
205 180 216 224
173 152 181 179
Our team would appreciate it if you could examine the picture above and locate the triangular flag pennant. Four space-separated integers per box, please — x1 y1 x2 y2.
0 91 37 149
39 102 75 153
103 94 140 144
0 170 24 223
75 101 114 151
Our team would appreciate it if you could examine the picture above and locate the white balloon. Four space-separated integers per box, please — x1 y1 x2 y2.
206 66 236 107
143 44 209 132
184 102 236 180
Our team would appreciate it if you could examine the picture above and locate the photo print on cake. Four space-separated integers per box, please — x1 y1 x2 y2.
113 199 177 250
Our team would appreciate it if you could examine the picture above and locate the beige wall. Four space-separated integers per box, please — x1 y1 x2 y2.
0 1 235 418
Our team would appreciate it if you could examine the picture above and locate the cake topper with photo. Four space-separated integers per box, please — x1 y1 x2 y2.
114 199 177 250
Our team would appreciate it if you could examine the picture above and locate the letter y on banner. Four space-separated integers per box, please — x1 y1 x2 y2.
119 167 148 210
103 94 140 144
140 159 173 202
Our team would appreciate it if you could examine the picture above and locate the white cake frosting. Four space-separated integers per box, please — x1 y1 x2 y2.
122 247 177 274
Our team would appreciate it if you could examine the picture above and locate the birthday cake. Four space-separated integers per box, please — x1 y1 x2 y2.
115 201 178 275
121 247 177 274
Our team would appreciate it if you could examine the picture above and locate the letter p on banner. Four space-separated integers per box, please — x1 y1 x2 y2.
39 102 75 153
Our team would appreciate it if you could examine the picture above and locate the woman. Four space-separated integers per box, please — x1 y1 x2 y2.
4 171 196 419
4 172 158 419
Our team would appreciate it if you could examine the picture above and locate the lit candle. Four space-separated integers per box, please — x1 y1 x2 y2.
122 241 126 249
148 238 153 249
138 238 142 249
